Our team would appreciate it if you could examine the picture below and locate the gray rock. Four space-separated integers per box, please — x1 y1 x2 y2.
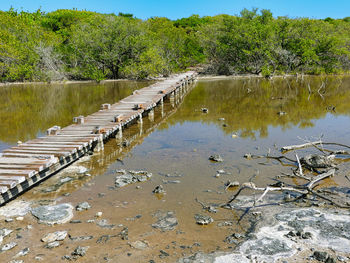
325 257 336 263
129 240 149 250
0 228 13 244
72 246 89 257
118 227 128 240
1 242 17 251
8 260 23 263
152 211 178 231
313 251 328 262
209 155 223 162
115 170 152 188
41 231 67 242
96 234 117 244
162 180 181 184
96 219 115 229
5 218 13 222
69 235 93 241
301 154 334 169
194 214 214 225
153 185 166 194
76 202 91 211
14 247 30 258
45 241 60 249
31 203 73 225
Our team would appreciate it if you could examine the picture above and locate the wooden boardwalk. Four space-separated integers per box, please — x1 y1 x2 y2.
0 71 197 205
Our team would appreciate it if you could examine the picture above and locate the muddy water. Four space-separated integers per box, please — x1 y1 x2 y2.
1 76 350 262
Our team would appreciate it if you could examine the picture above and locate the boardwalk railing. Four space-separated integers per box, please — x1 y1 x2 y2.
0 71 197 205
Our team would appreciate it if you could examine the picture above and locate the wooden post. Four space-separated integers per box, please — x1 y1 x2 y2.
73 116 84 124
46 126 61 135
94 134 104 152
101 103 111 110
148 109 154 122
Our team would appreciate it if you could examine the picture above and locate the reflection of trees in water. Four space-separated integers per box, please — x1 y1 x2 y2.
0 81 151 144
164 76 350 138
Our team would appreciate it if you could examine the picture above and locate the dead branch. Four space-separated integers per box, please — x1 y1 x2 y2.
223 169 348 208
282 141 350 152
281 140 323 152
295 153 303 176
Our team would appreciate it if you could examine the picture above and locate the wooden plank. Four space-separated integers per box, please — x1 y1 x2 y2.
2 149 71 157
0 157 54 164
0 175 25 183
0 153 56 160
10 146 78 152
0 186 8 194
23 141 89 147
0 181 17 189
0 164 44 171
0 169 36 177
17 144 84 150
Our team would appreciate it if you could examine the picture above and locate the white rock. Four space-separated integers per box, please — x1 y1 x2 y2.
41 231 67 242
16 217 24 221
96 212 102 217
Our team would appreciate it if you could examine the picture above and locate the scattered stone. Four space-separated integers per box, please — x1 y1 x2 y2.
86 219 95 223
325 257 336 263
194 214 214 225
72 246 89 257
225 180 240 189
0 228 13 244
15 217 24 221
313 251 328 262
69 235 93 241
152 211 178 231
217 221 233 227
97 219 115 229
5 218 13 222
14 247 29 258
76 202 91 211
8 260 23 263
162 179 181 184
277 111 287 116
41 231 67 243
1 242 17 251
96 212 103 217
31 203 74 225
232 133 239 138
119 227 128 240
159 250 170 258
0 201 31 217
218 118 225 121
201 108 209 113
34 254 44 261
224 233 244 244
244 153 252 159
45 241 61 249
301 154 335 169
153 185 166 194
129 240 149 250
96 235 117 244
115 170 152 188
209 155 223 162
69 220 82 224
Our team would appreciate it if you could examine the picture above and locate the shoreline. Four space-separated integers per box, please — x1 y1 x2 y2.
1 72 349 87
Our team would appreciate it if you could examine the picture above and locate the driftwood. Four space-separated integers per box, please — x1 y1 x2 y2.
223 169 350 208
282 141 350 152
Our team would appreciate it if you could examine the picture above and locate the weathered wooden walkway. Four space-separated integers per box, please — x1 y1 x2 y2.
0 71 197 205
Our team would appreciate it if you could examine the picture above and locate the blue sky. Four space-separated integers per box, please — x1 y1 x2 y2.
1 0 349 19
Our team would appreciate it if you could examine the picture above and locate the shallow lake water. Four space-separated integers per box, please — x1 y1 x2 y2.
0 76 350 262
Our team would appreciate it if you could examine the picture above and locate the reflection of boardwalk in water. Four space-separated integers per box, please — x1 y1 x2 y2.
0 71 197 205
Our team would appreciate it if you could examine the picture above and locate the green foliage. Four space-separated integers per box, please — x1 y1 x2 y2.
0 8 349 82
